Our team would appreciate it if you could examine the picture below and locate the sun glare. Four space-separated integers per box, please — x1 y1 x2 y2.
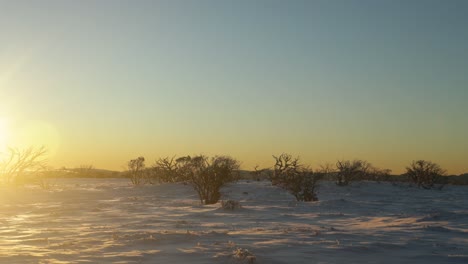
0 118 9 150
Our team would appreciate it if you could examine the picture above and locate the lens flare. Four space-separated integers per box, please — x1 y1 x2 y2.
0 117 9 150
14 120 61 157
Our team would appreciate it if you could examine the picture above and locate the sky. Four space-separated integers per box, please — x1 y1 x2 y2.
0 0 467 174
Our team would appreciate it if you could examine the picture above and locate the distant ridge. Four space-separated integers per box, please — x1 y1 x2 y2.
44 167 124 178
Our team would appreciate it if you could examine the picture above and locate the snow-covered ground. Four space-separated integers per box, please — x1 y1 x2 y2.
0 179 467 263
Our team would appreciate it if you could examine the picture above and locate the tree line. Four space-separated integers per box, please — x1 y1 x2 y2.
124 152 450 205
0 146 459 205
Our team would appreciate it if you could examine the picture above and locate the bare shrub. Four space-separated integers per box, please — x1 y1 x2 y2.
36 167 57 190
406 160 447 189
178 155 240 205
335 159 370 186
250 165 270 181
127 156 146 185
272 153 322 202
0 146 48 185
151 156 189 183
367 167 392 182
271 153 299 185
151 156 177 183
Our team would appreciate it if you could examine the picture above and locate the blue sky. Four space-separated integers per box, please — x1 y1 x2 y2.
0 0 467 173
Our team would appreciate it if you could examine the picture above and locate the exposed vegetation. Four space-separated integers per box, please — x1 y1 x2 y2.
232 247 256 264
180 155 240 205
272 153 323 202
126 155 240 204
366 166 392 182
335 159 371 186
406 160 447 189
127 156 146 185
151 156 186 183
0 146 48 185
250 165 271 181
2 144 462 193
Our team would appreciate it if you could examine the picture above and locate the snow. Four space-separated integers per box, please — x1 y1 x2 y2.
1 179 467 263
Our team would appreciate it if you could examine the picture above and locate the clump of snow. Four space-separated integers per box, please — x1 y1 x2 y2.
221 200 242 210
233 247 256 263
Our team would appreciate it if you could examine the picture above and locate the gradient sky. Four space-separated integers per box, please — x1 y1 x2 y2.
0 0 467 174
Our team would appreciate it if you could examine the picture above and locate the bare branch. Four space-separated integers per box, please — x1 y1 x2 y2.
0 146 48 185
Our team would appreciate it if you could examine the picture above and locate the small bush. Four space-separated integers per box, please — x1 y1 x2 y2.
178 155 240 205
127 157 146 185
367 167 392 182
249 165 271 181
335 160 370 186
151 156 181 183
406 160 447 189
0 146 48 185
272 153 322 202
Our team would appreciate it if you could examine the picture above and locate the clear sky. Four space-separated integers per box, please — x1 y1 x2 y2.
0 0 467 174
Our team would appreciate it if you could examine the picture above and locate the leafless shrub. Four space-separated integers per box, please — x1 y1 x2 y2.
0 146 48 185
250 165 270 181
367 167 392 182
127 156 146 185
406 160 447 189
177 155 240 205
272 153 322 202
271 153 299 185
151 156 187 183
35 166 57 190
335 159 370 186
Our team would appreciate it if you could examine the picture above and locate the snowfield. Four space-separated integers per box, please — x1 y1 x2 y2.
1 179 467 264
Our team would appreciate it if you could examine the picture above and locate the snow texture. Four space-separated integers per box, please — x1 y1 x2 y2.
0 179 467 263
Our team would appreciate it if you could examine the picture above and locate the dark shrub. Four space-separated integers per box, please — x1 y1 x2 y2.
151 156 181 183
272 153 322 202
127 156 146 185
0 146 48 185
406 160 447 189
178 155 240 205
335 160 370 186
